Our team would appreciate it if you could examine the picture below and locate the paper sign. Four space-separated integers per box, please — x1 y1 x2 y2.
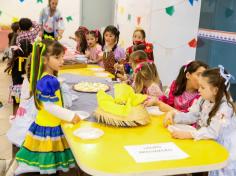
124 142 189 163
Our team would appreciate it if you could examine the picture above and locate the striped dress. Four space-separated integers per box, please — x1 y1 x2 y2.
15 73 76 175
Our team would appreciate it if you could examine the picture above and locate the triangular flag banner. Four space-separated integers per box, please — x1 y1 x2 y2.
188 38 197 48
0 10 2 16
137 16 141 25
189 0 194 6
66 16 72 22
19 0 25 2
119 6 125 15
12 17 19 23
166 6 175 16
37 0 43 3
120 40 125 48
128 14 131 21
225 8 234 18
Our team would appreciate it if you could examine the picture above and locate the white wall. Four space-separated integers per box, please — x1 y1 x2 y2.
0 0 81 46
115 0 202 86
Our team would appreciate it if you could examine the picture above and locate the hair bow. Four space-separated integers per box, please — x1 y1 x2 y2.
218 65 235 91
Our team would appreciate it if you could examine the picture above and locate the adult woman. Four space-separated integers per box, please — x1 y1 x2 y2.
39 0 64 39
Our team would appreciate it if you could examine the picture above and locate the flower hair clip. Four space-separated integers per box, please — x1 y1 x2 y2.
218 65 235 91
183 60 193 72
134 63 143 73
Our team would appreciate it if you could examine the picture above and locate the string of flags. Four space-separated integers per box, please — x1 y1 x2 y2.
0 0 73 24
120 0 200 26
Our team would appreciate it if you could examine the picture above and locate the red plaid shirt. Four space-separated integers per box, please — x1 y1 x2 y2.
16 21 41 46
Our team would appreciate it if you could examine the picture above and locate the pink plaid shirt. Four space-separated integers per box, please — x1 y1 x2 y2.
16 21 41 46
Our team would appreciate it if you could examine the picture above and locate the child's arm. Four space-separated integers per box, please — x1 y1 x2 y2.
159 81 176 107
147 83 164 97
43 102 80 123
69 36 76 41
191 102 233 140
37 75 81 123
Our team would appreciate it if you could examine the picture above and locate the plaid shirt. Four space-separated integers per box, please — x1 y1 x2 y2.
16 21 41 46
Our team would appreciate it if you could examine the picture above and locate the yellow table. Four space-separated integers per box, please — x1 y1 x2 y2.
62 116 228 176
59 64 114 78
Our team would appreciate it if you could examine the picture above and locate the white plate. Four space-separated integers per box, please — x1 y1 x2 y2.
146 106 164 116
88 67 105 72
168 124 197 133
75 111 90 120
75 57 87 62
73 127 104 139
95 72 110 77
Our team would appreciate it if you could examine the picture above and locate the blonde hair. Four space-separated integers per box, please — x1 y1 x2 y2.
134 62 160 93
129 50 148 70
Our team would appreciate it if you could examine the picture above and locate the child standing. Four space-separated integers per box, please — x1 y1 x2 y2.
16 18 41 46
133 61 163 97
2 22 19 61
126 28 154 61
163 66 236 176
102 25 126 75
10 39 32 114
144 60 208 112
69 26 88 54
85 30 103 66
15 39 80 175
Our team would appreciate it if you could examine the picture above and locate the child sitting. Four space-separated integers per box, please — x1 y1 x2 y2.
144 60 208 112
102 25 126 75
163 66 236 176
85 30 103 66
69 26 88 54
133 61 163 97
126 28 154 61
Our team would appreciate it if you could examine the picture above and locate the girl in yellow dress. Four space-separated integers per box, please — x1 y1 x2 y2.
15 39 80 175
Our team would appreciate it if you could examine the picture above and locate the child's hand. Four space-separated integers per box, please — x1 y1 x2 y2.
72 114 81 124
143 96 157 107
85 50 90 57
171 130 193 139
163 111 175 128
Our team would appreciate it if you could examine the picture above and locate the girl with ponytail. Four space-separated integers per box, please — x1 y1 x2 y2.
15 39 80 175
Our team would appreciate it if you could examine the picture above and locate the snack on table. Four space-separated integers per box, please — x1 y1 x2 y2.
74 82 109 93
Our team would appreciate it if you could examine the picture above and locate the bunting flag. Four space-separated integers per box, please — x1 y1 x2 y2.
188 38 197 48
225 8 234 18
128 14 131 21
120 40 125 48
37 0 43 3
12 17 19 23
165 6 175 16
119 6 125 15
66 16 72 22
188 0 198 6
137 16 141 25
0 10 2 16
19 0 25 2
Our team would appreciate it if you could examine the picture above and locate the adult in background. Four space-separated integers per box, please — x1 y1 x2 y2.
39 0 65 40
